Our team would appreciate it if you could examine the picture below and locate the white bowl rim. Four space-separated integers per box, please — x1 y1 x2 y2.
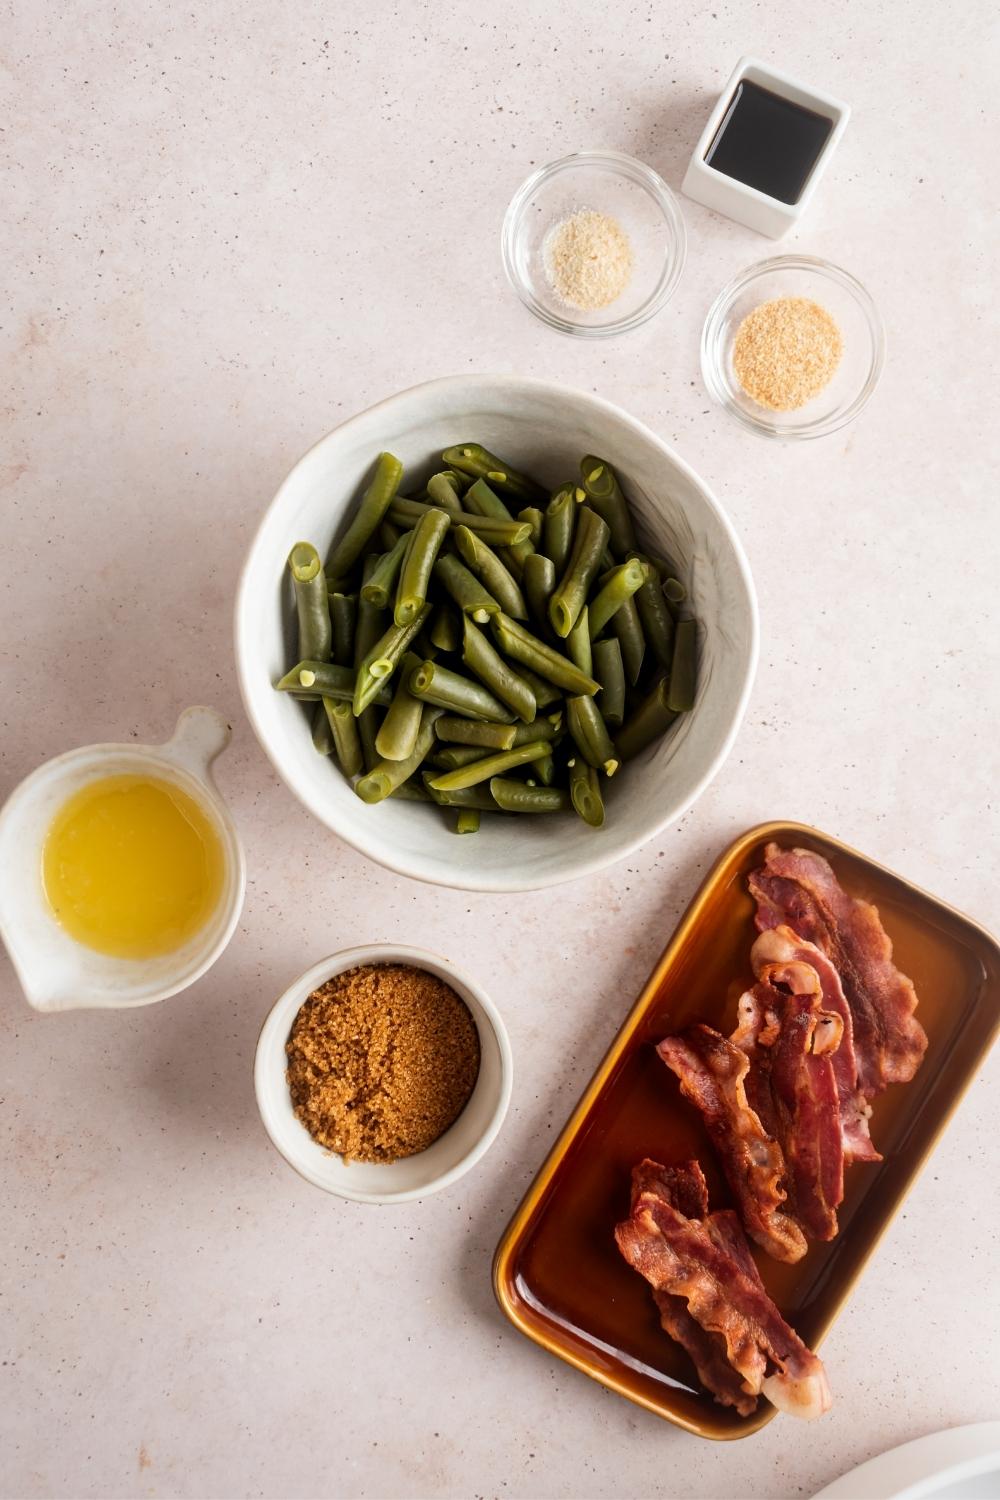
234 373 759 892
253 942 514 1204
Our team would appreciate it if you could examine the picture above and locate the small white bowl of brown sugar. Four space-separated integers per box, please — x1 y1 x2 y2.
254 945 512 1203
701 254 885 440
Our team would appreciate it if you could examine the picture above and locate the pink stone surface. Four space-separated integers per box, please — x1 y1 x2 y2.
2 2 998 1496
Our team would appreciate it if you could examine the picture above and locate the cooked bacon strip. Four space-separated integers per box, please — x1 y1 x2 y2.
656 1027 807 1263
749 843 927 1096
752 926 880 1163
752 961 845 1241
615 1159 831 1420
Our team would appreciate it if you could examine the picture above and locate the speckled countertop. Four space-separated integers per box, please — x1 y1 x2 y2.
2 2 999 1497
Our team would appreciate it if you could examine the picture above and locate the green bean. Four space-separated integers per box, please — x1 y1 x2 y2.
379 519 402 550
631 555 676 668
311 699 334 754
326 451 403 580
492 613 600 697
610 595 645 685
394 507 450 626
454 809 481 834
510 716 562 745
433 717 517 749
441 444 545 506
569 758 605 827
429 603 464 652
388 780 434 803
616 677 679 761
275 660 392 707
422 778 500 810
518 507 544 546
375 652 424 761
354 555 385 668
522 551 556 630
549 506 610 638
579 456 637 557
667 618 697 711
426 472 464 515
533 751 556 786
588 559 646 638
513 665 563 711
462 479 536 576
354 706 442 804
330 592 356 666
543 485 577 574
427 740 550 792
360 531 411 609
408 660 515 722
663 575 688 605
593 637 626 728
567 695 619 776
453 525 528 620
288 542 332 663
462 616 536 723
353 606 431 715
489 778 569 813
357 706 381 772
323 697 364 778
433 554 499 624
389 496 531 547
431 744 493 769
566 606 593 678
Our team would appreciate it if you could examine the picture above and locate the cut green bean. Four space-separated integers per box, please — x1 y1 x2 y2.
454 809 481 834
422 778 500 810
326 452 403 580
463 479 535 573
375 652 425 761
616 677 679 761
462 616 536 723
663 575 688 605
492 613 600 697
388 780 434 803
518 507 544 546
433 554 499 624
593 637 626 728
388 496 531 547
579 456 637 558
429 602 464 652
426 472 464 515
354 706 443 804
354 555 385 668
628 555 676 669
407 660 515 722
433 717 517 749
533 751 556 786
549 506 610 638
522 551 556 629
329 592 356 666
378 519 402 550
454 525 529 620
441 444 545 506
543 484 577 575
311 699 334 754
666 617 697 711
357 705 381 772
276 660 392 708
489 778 569 813
587 558 646 638
353 605 431 716
394 507 450 626
288 542 332 663
360 531 411 610
427 740 550 792
510 716 562 745
514 665 563 710
569 759 605 827
324 697 364 778
610 595 645 685
431 744 493 769
567 695 619 776
566 605 593 678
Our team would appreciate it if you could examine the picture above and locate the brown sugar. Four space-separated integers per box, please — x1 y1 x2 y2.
285 964 480 1163
732 296 843 411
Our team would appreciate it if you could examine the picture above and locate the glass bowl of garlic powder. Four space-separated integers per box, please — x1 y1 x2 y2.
502 150 687 337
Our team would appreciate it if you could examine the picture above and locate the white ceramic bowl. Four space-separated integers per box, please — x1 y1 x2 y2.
235 375 758 891
254 944 512 1203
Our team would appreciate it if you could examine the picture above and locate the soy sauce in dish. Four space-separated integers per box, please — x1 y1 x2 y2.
704 80 833 205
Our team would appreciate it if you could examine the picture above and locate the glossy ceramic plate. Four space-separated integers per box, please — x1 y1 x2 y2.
493 822 1000 1440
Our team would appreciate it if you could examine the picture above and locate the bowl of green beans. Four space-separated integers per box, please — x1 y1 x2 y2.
235 376 758 890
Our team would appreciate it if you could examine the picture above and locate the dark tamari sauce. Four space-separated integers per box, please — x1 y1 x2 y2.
704 80 833 205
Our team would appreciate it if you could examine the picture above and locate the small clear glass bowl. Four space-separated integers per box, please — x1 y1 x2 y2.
501 150 687 338
701 255 885 440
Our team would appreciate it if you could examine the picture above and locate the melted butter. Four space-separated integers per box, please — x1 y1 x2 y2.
42 774 224 959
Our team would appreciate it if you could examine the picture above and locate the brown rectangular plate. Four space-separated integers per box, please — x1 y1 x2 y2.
493 822 1000 1439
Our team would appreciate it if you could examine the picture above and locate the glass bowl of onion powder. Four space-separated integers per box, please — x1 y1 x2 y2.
701 255 886 439
502 150 687 337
